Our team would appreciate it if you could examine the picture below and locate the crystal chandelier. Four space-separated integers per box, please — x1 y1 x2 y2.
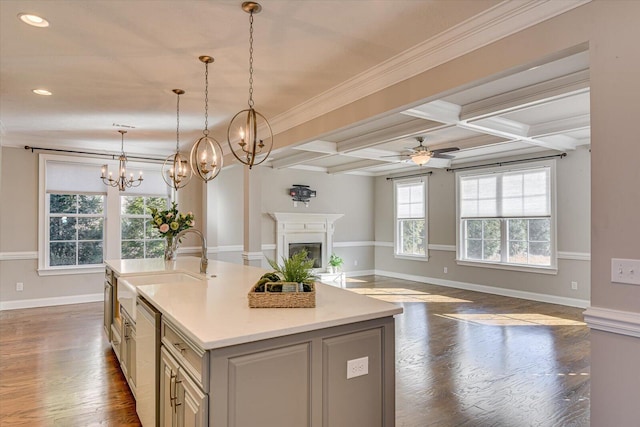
227 1 273 169
101 130 143 191
162 89 192 190
190 56 224 182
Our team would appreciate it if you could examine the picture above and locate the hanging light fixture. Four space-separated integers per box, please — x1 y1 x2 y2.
162 89 192 190
190 56 224 182
227 1 273 169
411 153 432 166
101 130 143 191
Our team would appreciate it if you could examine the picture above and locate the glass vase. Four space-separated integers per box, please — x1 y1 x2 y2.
164 235 177 261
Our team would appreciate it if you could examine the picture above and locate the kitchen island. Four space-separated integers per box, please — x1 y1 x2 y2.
105 258 402 427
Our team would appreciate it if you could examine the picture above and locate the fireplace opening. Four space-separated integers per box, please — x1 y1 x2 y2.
289 242 322 268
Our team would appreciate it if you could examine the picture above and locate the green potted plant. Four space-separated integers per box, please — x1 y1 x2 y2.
328 253 343 273
265 249 318 292
249 250 318 308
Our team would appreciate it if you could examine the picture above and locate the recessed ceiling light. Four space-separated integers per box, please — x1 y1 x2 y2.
32 89 52 96
18 13 49 28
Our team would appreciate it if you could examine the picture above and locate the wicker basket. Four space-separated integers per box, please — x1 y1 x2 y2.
248 281 316 308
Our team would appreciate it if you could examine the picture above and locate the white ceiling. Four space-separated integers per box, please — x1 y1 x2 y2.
0 0 590 176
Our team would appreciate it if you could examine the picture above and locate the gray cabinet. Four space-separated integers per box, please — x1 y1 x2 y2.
160 347 207 427
104 267 113 341
121 307 137 397
227 343 311 426
209 316 395 427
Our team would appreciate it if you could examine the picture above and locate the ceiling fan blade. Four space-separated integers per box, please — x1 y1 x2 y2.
430 147 459 154
432 153 455 159
381 153 411 158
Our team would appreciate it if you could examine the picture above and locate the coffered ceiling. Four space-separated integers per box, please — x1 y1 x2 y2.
0 0 590 176
274 50 590 175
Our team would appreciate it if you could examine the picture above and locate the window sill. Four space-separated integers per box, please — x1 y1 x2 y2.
394 254 429 262
455 259 557 275
37 265 105 276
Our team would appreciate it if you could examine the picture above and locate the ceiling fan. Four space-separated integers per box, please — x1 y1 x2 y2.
383 137 459 166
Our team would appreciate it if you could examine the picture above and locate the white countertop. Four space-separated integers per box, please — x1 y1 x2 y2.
107 258 402 351
106 257 205 277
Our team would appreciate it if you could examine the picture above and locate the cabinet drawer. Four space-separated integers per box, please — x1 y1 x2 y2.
161 320 209 391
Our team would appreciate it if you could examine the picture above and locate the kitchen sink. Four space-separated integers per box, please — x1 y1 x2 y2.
119 272 205 321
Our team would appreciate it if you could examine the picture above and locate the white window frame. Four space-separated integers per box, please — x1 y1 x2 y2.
45 193 106 269
393 177 429 261
38 154 171 275
455 160 558 274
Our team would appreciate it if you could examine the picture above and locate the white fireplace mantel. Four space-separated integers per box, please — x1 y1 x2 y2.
269 212 344 270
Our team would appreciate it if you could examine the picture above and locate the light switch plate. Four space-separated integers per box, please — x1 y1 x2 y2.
611 258 640 285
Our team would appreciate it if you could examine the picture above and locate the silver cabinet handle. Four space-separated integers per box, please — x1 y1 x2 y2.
169 371 177 409
173 342 187 354
170 370 182 413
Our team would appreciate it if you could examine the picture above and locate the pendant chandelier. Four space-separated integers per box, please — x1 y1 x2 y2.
190 56 224 182
101 130 143 191
162 89 192 190
227 1 273 169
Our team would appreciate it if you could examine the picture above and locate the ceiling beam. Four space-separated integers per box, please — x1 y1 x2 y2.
336 120 451 153
270 151 332 169
327 159 390 174
458 121 574 151
460 69 590 121
401 100 462 124
528 113 590 137
291 140 337 154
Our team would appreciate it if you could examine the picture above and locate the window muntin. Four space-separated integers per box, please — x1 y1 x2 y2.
120 195 168 259
458 163 554 269
395 179 427 258
47 193 105 267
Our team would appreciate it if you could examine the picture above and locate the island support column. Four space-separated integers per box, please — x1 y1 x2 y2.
242 166 263 267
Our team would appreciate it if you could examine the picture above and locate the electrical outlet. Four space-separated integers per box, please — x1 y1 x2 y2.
16 282 24 292
571 281 578 290
611 258 640 285
346 356 368 379
354 259 358 266
444 267 448 274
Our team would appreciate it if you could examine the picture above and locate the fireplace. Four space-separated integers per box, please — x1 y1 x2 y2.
289 242 322 268
270 213 343 271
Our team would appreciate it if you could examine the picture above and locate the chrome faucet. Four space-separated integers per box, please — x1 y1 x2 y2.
174 229 208 274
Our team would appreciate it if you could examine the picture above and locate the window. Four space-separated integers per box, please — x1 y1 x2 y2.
457 161 556 271
48 193 105 266
394 178 428 259
39 154 172 274
121 195 168 259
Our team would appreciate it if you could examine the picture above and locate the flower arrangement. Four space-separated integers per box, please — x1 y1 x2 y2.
149 202 194 239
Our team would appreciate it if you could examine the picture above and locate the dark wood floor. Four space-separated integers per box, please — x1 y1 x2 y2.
348 276 590 427
0 276 589 426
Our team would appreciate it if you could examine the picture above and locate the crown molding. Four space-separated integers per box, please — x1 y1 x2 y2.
268 0 591 138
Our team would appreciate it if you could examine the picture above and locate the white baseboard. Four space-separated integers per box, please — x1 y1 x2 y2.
344 269 376 277
584 306 640 338
0 293 103 311
374 269 590 308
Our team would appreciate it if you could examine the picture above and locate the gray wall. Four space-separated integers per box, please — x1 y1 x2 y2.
373 147 591 304
206 165 376 271
0 146 202 307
